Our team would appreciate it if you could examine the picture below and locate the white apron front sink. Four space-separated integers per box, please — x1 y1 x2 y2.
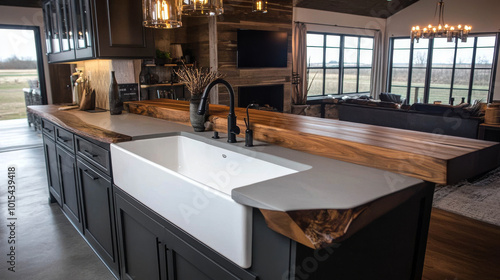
111 134 308 268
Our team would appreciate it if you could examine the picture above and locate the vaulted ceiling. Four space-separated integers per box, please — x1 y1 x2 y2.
294 0 420 19
0 0 42 8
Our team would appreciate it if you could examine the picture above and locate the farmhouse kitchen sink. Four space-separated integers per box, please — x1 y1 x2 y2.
110 134 310 268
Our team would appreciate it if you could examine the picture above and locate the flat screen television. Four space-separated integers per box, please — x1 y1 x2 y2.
237 29 288 68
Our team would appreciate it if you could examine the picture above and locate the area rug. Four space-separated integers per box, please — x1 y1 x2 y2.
433 167 500 227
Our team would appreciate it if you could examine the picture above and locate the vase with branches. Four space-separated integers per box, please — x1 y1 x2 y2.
291 59 317 114
175 65 224 131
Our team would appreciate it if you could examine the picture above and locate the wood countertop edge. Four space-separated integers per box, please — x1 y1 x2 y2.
259 183 426 249
28 106 132 143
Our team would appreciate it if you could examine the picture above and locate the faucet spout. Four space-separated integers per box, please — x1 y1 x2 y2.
198 78 240 143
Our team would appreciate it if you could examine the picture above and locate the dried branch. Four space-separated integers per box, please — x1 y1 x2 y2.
174 65 224 98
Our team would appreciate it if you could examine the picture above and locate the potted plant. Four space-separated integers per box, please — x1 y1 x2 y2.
175 65 224 131
155 49 172 65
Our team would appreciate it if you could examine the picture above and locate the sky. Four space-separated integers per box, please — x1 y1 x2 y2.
0 29 37 61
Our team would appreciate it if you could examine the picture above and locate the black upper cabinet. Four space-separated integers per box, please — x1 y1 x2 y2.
44 0 76 62
43 0 154 63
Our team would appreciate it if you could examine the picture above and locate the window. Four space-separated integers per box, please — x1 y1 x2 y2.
306 33 374 96
388 35 498 104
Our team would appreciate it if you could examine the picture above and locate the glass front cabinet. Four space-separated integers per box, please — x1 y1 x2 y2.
42 0 154 63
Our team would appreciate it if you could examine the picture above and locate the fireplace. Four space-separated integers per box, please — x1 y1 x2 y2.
238 84 284 112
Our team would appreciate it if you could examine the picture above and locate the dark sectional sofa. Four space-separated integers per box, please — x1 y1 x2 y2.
338 102 482 139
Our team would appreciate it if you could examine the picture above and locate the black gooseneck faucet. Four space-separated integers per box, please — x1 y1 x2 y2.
197 79 240 143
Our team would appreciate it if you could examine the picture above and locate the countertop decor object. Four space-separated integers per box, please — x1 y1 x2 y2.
175 65 224 132
109 71 122 115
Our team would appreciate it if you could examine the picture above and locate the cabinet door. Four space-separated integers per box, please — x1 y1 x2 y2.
93 0 154 58
56 145 83 233
72 0 94 59
164 229 241 280
115 192 168 280
43 135 63 206
46 0 76 62
77 159 119 277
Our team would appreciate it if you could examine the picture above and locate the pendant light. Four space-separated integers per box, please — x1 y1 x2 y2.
181 0 223 16
143 0 182 29
252 0 267 13
410 0 471 43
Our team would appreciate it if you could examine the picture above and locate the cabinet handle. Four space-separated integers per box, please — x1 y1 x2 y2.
83 150 98 158
58 137 69 142
43 128 52 133
83 169 99 180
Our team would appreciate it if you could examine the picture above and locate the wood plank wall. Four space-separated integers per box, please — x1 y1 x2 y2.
216 0 293 112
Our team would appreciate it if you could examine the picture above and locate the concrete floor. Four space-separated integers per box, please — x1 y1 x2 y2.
0 119 115 280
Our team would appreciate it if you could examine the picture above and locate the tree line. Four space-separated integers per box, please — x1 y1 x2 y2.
0 56 37 69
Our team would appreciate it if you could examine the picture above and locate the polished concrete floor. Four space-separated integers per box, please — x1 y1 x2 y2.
0 119 114 280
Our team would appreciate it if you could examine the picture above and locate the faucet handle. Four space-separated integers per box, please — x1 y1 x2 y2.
233 125 240 135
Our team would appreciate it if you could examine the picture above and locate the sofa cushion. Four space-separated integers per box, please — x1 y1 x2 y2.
380 92 402 103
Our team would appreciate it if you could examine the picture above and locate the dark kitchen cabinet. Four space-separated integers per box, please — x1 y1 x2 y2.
77 158 119 277
115 192 167 280
42 0 154 63
43 134 63 206
41 118 120 278
114 187 257 280
43 0 76 62
56 145 83 233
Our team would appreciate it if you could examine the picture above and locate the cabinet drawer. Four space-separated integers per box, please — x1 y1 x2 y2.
75 136 111 175
56 127 75 152
41 119 56 139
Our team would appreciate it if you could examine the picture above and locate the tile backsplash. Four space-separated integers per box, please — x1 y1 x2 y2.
77 59 140 109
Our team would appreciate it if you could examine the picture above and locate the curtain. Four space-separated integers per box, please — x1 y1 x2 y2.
371 30 384 99
292 22 307 105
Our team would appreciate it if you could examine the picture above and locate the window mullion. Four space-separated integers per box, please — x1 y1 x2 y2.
468 37 478 103
322 34 327 96
339 35 344 94
408 40 415 102
423 39 433 104
449 40 458 104
356 37 361 93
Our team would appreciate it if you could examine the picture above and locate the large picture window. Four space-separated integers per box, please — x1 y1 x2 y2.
388 35 498 104
306 33 374 96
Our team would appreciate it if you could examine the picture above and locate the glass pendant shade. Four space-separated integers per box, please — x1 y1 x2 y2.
252 0 267 13
181 0 223 16
143 0 182 29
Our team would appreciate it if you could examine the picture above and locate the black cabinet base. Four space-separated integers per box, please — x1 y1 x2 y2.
113 182 434 280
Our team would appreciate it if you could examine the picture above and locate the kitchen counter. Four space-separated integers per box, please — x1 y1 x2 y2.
125 99 500 185
28 104 431 250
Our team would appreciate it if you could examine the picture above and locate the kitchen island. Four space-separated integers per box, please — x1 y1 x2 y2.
27 103 499 280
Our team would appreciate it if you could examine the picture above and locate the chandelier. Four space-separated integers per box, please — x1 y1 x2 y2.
411 0 471 43
252 0 267 13
181 0 224 16
143 0 182 29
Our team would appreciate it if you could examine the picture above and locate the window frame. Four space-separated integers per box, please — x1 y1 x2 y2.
306 32 374 97
387 33 499 104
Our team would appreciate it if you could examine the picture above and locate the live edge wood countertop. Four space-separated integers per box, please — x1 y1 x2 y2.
125 99 500 186
28 101 499 249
